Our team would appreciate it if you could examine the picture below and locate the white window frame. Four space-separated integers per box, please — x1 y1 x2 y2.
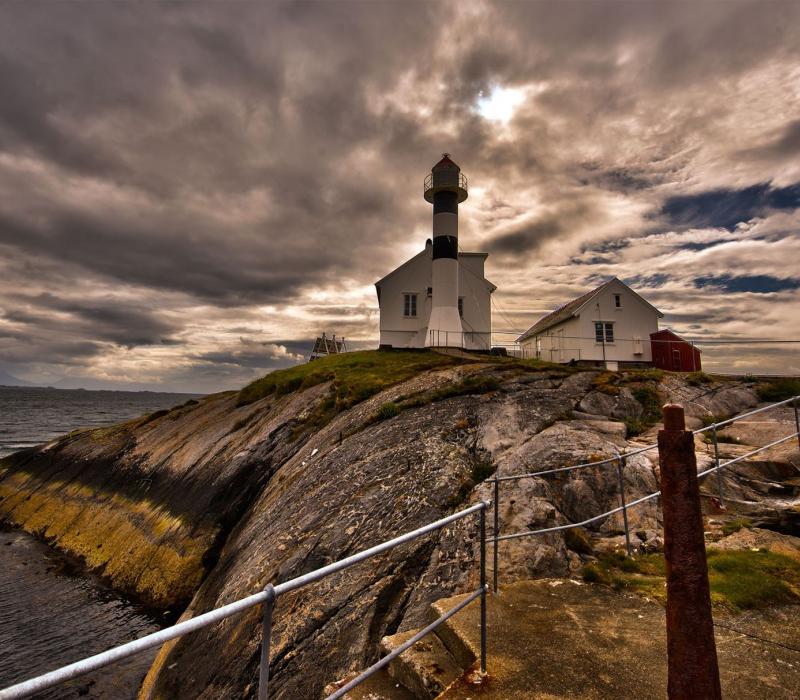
403 293 418 318
614 294 622 309
595 321 614 344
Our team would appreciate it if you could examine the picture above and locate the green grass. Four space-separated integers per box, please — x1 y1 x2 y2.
374 401 401 421
720 518 752 536
401 373 501 408
621 369 665 383
448 455 497 507
581 549 800 612
757 378 800 402
624 419 646 437
236 350 462 408
707 550 800 610
231 410 260 433
622 384 663 436
700 413 729 427
141 409 170 425
564 527 594 555
686 371 713 386
592 369 664 400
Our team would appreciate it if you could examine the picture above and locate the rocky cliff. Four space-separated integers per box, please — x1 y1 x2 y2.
0 352 795 698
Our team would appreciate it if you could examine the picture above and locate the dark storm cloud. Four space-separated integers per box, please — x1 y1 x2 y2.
487 201 597 256
623 274 671 289
740 118 800 160
1 1 799 387
659 182 800 231
694 275 800 295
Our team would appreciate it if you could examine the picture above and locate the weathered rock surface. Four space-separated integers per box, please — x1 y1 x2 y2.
0 356 794 699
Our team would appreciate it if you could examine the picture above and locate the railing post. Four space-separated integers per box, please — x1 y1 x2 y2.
657 404 721 700
711 424 725 509
616 456 632 557
258 584 276 700
493 477 499 593
479 504 487 675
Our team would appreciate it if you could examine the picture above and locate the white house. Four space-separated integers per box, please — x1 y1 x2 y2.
516 278 663 369
375 239 496 350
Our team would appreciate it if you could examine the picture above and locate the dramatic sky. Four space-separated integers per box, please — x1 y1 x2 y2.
1 1 798 392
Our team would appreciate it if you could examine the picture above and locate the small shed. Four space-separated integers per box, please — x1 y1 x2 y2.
650 329 701 372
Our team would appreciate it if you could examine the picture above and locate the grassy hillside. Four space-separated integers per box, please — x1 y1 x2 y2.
236 350 464 407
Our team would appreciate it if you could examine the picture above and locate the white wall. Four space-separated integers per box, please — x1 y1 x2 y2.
520 280 660 363
458 254 492 350
377 248 492 349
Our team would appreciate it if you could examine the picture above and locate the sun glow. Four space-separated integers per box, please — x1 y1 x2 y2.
476 86 526 123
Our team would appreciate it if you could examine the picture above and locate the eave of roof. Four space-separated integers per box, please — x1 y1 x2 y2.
374 248 495 290
516 277 663 342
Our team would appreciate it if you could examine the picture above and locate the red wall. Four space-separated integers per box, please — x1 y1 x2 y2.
650 331 702 372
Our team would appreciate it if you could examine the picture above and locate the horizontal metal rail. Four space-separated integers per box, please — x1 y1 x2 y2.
0 502 488 700
696 432 799 478
692 395 799 433
326 586 486 700
495 442 658 482
495 395 798 485
493 429 798 545
494 491 662 542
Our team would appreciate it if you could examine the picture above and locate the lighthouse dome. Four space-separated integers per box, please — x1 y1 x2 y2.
424 153 468 203
432 153 460 171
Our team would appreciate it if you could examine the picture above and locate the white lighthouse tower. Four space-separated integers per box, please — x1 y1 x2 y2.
424 154 468 347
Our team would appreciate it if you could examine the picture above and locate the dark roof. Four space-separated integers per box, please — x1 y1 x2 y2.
432 153 460 171
517 277 663 342
517 279 617 342
650 328 701 351
374 246 495 291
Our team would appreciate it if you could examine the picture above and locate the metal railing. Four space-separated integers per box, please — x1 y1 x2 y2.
0 502 489 700
490 395 800 592
427 329 491 350
2 396 798 698
424 171 468 196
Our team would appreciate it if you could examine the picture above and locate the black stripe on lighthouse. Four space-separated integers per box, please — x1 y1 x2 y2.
432 235 457 259
432 191 458 260
433 191 458 215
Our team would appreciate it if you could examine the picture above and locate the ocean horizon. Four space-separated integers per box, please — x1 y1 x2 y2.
0 385 203 459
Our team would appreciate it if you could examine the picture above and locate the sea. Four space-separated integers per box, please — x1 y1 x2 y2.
0 385 202 697
0 385 200 459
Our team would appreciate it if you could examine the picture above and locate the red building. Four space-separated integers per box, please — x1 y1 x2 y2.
650 329 702 372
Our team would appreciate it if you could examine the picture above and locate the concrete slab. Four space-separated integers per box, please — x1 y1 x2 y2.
381 629 462 698
324 668 416 700
434 579 800 699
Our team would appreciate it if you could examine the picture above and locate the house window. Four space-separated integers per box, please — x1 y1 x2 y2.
614 294 622 308
458 297 464 318
403 293 417 317
595 322 614 343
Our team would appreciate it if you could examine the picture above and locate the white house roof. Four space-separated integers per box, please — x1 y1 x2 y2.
517 277 663 342
374 247 496 292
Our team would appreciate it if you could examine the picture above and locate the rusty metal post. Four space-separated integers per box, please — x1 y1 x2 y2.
657 404 721 700
616 456 632 557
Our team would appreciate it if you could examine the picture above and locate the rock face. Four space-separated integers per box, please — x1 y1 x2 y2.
1 355 790 699
0 384 330 609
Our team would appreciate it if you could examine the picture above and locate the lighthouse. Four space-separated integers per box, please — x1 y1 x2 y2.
424 154 468 347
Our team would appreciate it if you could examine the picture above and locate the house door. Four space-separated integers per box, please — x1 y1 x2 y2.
672 348 681 370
